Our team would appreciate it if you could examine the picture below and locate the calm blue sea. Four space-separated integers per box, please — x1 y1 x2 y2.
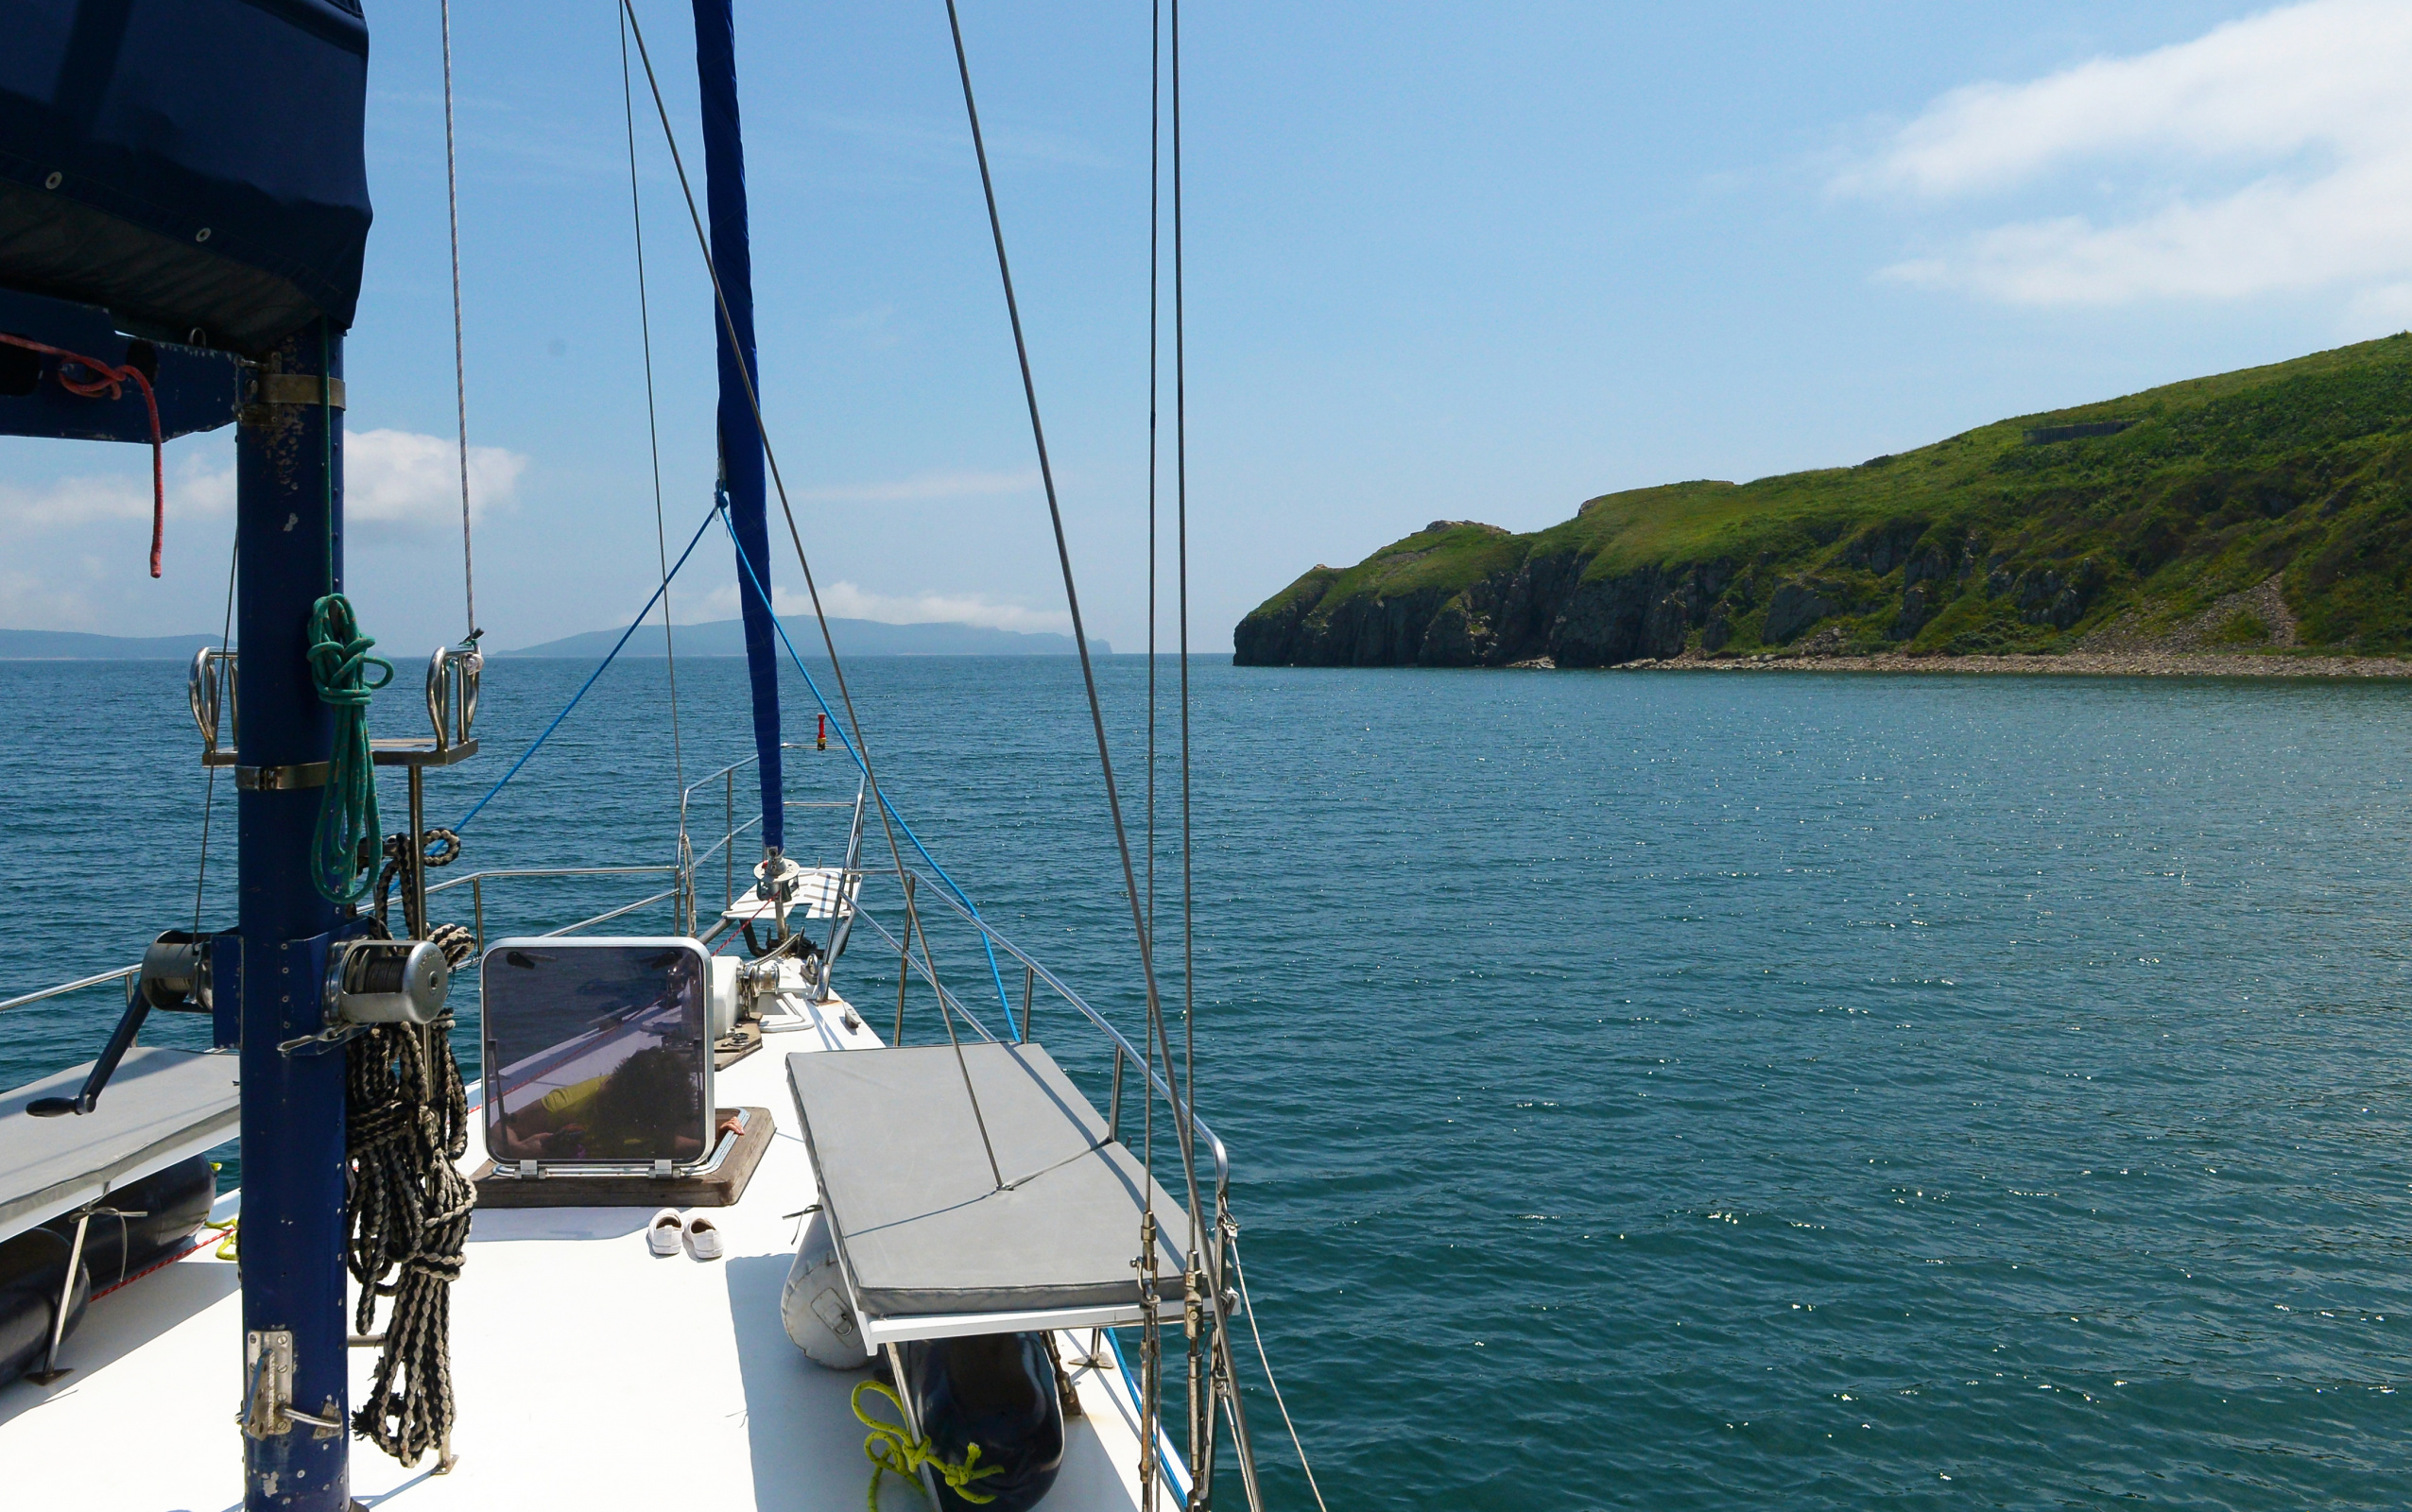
4 654 2409 1508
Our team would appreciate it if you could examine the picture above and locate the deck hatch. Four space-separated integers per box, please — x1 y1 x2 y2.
480 938 714 1169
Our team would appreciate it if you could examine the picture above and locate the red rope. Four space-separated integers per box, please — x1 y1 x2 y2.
93 1231 211 1298
0 330 167 576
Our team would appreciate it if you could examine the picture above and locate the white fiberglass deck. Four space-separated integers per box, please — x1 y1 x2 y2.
0 987 1183 1510
721 865 857 924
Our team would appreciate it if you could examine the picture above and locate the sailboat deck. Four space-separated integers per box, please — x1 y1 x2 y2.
0 988 1176 1510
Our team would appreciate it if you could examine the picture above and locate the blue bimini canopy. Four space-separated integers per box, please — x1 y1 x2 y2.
0 0 372 355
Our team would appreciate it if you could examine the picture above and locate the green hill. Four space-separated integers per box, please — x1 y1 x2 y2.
1234 335 2412 666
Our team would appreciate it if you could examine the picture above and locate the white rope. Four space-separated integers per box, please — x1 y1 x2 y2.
1230 1235 1328 1512
439 0 477 640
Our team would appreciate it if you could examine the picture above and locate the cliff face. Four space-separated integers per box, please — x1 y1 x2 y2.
1234 335 2412 666
1239 544 1719 668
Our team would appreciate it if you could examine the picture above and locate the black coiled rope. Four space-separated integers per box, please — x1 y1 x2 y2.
374 826 464 938
344 1015 474 1468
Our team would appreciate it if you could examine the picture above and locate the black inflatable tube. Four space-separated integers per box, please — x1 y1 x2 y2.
42 1154 215 1291
0 1228 91 1387
1 1154 214 1388
897 1331 1067 1512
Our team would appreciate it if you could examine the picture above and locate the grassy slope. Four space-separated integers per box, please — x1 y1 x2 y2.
1244 334 2412 658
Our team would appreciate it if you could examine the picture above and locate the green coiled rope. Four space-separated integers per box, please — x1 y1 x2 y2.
852 1379 1004 1509
307 593 392 903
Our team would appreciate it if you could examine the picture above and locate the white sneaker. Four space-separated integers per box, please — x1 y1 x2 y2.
684 1212 724 1261
646 1208 683 1257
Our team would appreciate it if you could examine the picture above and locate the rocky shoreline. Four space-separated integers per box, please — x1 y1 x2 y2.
1518 649 2412 679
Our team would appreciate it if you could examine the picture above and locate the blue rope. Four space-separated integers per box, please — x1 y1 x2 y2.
455 503 719 831
716 504 1020 1038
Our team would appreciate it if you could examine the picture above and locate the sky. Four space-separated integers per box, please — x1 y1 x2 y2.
5 0 2409 656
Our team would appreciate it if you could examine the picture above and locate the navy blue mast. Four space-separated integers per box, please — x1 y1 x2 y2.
692 0 784 860
233 323 352 1510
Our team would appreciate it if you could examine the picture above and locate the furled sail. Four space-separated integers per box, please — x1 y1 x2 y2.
693 0 784 855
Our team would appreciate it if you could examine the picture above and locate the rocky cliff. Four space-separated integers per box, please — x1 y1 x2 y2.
1235 335 2412 666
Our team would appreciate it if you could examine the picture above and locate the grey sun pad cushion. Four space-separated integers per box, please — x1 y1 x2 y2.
786 1043 1190 1319
0 1047 240 1242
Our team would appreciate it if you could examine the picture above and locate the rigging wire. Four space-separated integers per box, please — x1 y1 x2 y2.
615 0 1022 1036
613 26 1269 1489
933 0 1205 1233
932 6 1241 1496
713 486 1004 1179
1230 1234 1330 1512
1167 0 1217 1486
618 0 688 874
1144 5 1164 1501
439 0 478 642
614 7 1296 1500
1146 0 1162 965
1172 0 1197 1252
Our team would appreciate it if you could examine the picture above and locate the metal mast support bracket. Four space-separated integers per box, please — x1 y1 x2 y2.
243 371 346 413
239 1330 343 1439
198 644 480 777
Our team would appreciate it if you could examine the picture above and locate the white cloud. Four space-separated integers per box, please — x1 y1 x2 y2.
1839 0 2412 305
0 564 99 629
0 450 233 531
344 428 526 532
812 580 1066 632
797 469 1039 505
182 452 236 517
0 428 525 539
691 577 1067 633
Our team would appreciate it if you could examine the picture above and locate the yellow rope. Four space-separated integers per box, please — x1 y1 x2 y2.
852 1378 1005 1509
201 1165 237 1259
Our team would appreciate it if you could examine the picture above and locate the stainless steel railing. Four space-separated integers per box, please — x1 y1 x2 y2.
0 964 141 1016
677 745 865 919
425 865 684 952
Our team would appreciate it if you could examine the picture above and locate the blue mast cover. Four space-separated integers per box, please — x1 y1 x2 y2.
0 0 372 355
693 0 783 854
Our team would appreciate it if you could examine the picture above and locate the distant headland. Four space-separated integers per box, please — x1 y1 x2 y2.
501 615 1106 659
1235 334 2412 676
0 629 227 660
0 617 1107 660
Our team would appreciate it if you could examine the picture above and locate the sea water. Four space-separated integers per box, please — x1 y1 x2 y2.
1 655 2406 1508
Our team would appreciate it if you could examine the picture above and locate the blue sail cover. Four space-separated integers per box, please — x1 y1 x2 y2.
695 0 783 853
0 0 372 355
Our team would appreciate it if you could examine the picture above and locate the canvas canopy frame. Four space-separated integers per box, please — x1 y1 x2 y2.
785 1042 1190 1349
